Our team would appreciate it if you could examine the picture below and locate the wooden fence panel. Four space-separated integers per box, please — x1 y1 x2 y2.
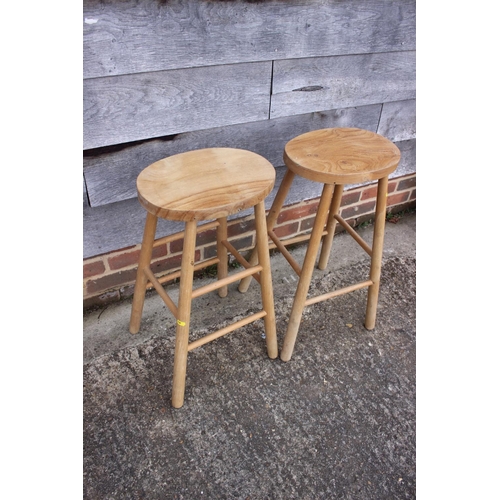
270 51 416 119
83 61 272 150
84 0 416 79
378 99 416 142
84 104 382 207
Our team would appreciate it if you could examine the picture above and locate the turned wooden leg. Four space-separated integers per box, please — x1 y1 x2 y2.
238 168 296 293
255 200 278 359
280 183 335 362
129 212 158 334
318 183 344 270
171 220 197 409
365 176 389 330
217 217 228 298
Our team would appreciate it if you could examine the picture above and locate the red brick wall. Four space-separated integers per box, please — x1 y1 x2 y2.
83 173 415 310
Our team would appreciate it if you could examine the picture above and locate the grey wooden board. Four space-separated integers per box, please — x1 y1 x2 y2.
270 51 416 119
84 104 387 207
378 99 416 142
83 61 272 150
84 0 416 80
84 139 415 259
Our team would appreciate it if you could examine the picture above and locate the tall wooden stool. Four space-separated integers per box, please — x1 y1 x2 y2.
238 128 400 362
129 148 278 408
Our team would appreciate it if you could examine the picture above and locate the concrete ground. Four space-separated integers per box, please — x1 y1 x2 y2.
83 211 416 499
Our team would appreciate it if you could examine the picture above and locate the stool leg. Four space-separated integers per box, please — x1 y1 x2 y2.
365 176 389 330
318 183 344 270
171 220 197 409
281 183 335 362
130 212 158 334
255 200 278 359
238 168 296 293
217 217 228 298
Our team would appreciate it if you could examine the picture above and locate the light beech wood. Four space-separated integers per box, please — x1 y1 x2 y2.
318 183 344 269
236 128 400 361
129 147 277 408
129 212 157 334
152 221 220 248
222 240 261 285
150 257 220 287
136 148 275 222
187 312 267 352
365 176 389 330
255 200 278 359
304 280 372 306
216 217 229 298
332 215 372 256
284 127 400 185
171 220 197 408
238 168 296 293
279 128 399 361
191 265 263 299
280 183 334 362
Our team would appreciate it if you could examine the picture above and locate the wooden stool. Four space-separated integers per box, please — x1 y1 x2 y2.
238 128 400 362
129 148 278 408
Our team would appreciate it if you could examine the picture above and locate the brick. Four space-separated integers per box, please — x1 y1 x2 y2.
205 230 255 257
341 200 376 220
387 191 410 207
341 189 361 206
196 227 217 247
169 229 216 254
360 185 378 201
227 218 256 238
274 222 300 239
151 251 201 275
397 175 416 190
277 201 318 224
169 237 185 255
299 216 316 232
388 180 397 193
83 259 105 279
85 250 200 297
86 267 138 296
108 244 167 271
202 243 218 260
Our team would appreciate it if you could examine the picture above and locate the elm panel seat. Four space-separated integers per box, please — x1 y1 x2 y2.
129 148 278 408
238 128 401 362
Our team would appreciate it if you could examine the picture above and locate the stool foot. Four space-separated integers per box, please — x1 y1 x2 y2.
255 201 278 359
130 212 158 334
280 183 334 362
365 176 389 330
171 220 197 409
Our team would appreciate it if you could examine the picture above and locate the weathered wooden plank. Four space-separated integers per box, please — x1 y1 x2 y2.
83 61 272 150
84 104 383 207
378 99 416 142
84 138 415 258
270 51 416 119
84 0 416 80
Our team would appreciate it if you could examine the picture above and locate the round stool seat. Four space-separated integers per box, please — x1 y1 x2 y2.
137 148 275 222
283 127 401 185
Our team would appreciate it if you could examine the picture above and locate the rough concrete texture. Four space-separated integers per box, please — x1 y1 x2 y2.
84 212 416 499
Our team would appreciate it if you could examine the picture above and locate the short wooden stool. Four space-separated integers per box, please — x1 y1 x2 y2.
238 128 400 362
129 148 278 408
